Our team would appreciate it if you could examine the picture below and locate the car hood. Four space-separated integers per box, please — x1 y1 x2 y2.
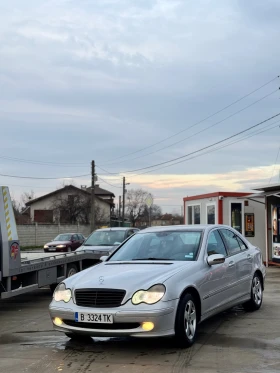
46 240 70 246
75 245 116 252
65 261 194 295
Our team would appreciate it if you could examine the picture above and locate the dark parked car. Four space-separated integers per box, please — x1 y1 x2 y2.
44 233 85 252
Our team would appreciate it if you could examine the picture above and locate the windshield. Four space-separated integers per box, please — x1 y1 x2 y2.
84 230 126 246
109 231 202 261
54 234 72 241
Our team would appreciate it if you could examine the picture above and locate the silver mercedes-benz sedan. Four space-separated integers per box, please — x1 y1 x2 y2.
49 225 265 347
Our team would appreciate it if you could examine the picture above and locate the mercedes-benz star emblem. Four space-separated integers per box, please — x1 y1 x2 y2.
99 276 104 284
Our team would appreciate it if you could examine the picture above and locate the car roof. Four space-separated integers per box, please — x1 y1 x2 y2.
95 227 137 232
137 224 233 234
58 233 76 235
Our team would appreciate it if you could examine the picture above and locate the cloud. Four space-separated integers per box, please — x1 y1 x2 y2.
0 0 280 213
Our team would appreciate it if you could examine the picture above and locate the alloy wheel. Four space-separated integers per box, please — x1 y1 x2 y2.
184 300 196 339
252 276 262 306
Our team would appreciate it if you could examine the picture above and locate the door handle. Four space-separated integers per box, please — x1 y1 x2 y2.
247 254 253 260
228 261 235 267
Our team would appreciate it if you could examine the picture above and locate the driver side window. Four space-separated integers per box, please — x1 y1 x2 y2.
207 230 227 257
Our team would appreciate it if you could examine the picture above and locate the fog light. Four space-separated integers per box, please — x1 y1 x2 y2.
142 322 154 331
53 317 63 326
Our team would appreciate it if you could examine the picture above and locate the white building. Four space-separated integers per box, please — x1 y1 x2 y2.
25 185 114 226
183 191 265 257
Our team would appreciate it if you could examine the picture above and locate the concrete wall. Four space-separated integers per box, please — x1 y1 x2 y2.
17 224 92 247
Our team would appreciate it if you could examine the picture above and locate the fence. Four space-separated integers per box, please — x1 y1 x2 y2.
17 224 92 247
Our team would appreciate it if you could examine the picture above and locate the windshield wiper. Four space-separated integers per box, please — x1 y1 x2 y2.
133 257 170 261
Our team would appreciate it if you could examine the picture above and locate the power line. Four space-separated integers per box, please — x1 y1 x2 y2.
96 165 120 175
0 77 278 171
98 176 122 189
2 184 56 189
132 119 280 176
99 76 279 165
269 144 280 184
100 88 279 167
0 155 87 167
120 113 280 174
0 172 90 180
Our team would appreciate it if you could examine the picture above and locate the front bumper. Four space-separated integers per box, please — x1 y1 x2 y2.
49 299 179 338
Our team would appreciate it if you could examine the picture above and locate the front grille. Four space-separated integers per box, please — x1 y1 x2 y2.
75 288 126 308
64 320 140 330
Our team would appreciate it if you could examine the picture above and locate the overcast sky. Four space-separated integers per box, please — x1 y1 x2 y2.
1 0 280 214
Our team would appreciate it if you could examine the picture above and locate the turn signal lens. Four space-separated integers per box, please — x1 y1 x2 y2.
53 317 63 326
142 322 154 331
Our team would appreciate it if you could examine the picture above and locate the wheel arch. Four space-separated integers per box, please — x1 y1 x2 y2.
179 286 202 323
254 269 264 290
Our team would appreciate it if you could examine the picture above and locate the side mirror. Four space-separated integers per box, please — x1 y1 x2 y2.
100 256 109 262
113 242 121 246
207 254 225 266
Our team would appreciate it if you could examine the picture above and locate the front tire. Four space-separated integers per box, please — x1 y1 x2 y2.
174 293 197 348
243 273 263 311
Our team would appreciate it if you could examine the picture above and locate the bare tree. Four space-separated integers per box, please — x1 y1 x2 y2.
12 198 21 216
126 189 154 227
52 192 108 226
141 204 162 220
21 190 35 207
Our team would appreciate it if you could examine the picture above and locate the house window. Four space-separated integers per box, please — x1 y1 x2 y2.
68 195 74 203
187 205 201 225
230 203 242 233
207 205 215 224
194 206 200 224
188 206 193 224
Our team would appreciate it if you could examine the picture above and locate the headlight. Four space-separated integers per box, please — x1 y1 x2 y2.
53 283 72 303
44 245 49 248
132 284 166 305
56 245 66 248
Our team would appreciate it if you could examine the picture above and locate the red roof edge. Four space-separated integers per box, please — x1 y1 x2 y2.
183 191 251 202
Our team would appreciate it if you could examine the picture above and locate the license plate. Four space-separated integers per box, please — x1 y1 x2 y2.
75 312 113 324
49 248 56 251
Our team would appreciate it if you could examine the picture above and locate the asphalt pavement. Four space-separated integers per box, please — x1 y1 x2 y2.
0 268 280 373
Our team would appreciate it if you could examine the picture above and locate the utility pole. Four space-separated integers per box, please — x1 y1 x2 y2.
122 177 130 226
91 160 96 232
122 177 125 226
119 196 121 227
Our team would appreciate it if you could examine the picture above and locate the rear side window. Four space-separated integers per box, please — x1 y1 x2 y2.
236 236 248 251
220 229 241 255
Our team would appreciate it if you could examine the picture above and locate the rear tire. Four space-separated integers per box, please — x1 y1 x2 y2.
174 293 197 348
66 264 78 278
243 273 263 312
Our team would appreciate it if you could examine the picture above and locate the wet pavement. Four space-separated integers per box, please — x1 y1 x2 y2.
0 268 280 373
